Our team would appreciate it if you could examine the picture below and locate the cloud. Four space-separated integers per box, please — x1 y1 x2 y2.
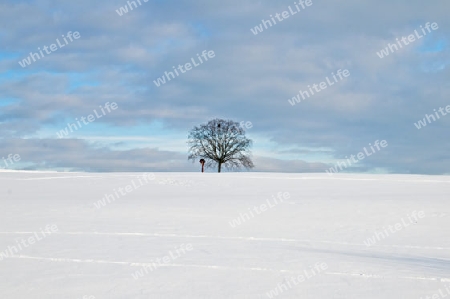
0 138 191 172
0 0 449 173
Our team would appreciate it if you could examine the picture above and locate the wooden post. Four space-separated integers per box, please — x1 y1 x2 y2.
199 159 205 173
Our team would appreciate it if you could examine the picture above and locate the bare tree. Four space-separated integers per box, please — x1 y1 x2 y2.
188 119 254 173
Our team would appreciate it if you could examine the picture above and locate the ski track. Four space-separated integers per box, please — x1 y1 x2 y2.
0 231 448 250
6 255 450 282
10 255 294 273
17 176 106 180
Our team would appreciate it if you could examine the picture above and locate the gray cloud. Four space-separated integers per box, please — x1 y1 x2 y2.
0 0 449 173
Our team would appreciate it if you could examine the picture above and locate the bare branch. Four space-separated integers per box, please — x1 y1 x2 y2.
187 118 254 172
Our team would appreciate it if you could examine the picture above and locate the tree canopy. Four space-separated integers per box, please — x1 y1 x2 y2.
188 118 254 172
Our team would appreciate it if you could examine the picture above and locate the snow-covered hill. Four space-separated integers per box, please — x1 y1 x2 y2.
0 172 449 298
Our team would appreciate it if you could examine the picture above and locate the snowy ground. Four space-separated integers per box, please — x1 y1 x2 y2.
0 172 449 299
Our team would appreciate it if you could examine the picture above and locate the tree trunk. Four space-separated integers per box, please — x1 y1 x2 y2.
218 162 222 173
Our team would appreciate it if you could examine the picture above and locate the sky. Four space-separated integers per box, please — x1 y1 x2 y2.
0 0 449 173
